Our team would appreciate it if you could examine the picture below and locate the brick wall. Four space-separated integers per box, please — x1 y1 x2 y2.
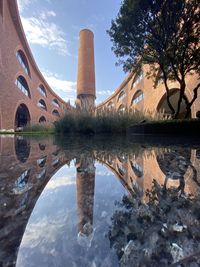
0 0 70 130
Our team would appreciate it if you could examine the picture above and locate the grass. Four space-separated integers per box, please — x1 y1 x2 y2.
54 108 200 136
54 109 146 134
22 124 55 134
1 108 196 135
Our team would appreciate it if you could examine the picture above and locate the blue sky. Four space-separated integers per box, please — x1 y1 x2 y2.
17 0 126 105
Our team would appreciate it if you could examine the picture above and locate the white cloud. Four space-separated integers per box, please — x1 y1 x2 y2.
20 11 69 56
40 10 56 20
17 0 32 12
97 90 112 96
41 70 77 104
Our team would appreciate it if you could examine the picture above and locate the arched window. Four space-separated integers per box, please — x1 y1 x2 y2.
52 110 60 117
39 143 46 151
13 169 31 194
15 136 30 162
132 72 144 88
117 164 126 176
36 169 46 180
38 85 47 97
37 99 47 110
15 76 31 98
39 116 46 123
118 91 126 102
131 90 144 105
131 161 143 178
37 156 47 167
52 99 60 108
118 104 125 113
16 50 30 76
107 101 114 110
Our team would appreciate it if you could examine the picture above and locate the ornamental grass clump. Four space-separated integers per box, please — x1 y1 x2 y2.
54 109 145 134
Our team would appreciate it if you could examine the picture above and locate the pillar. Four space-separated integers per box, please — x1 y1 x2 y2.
76 29 96 112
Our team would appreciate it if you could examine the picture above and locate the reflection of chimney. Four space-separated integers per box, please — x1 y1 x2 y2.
76 155 95 236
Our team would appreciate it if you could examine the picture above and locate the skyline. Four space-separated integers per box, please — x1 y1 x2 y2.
17 0 126 105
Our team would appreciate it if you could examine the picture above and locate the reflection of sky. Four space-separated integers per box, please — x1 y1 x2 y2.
16 162 126 267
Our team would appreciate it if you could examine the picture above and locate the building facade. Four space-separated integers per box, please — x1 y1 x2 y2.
0 0 70 131
97 65 200 119
0 0 199 131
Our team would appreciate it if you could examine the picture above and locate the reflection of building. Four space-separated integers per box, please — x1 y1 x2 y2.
1 136 200 266
76 154 95 244
0 136 73 267
96 147 200 200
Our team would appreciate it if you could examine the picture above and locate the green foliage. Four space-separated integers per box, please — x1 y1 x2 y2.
23 124 55 134
54 109 146 134
108 0 200 118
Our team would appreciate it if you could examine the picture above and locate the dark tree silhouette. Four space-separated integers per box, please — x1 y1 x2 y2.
108 0 200 118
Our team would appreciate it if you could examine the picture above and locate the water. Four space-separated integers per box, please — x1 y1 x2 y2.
0 135 200 267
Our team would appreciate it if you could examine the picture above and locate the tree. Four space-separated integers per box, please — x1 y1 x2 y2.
107 0 200 118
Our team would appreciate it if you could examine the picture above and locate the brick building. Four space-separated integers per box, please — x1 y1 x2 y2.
0 0 70 131
97 64 200 119
0 0 199 131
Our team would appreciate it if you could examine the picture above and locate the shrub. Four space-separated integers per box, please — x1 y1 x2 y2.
54 109 146 134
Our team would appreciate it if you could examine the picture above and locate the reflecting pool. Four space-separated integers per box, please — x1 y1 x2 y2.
0 135 200 267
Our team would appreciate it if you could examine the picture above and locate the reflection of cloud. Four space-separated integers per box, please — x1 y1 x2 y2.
96 170 112 177
20 11 69 56
41 70 76 104
46 175 76 190
20 214 67 248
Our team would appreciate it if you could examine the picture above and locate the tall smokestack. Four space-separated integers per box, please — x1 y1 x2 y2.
76 29 96 111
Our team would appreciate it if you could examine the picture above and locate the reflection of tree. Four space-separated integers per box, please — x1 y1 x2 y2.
76 154 95 247
109 180 200 267
157 148 198 194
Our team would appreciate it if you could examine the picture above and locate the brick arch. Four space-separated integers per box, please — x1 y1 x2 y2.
52 98 60 107
14 102 31 129
38 99 47 111
39 116 46 123
14 71 31 97
0 0 71 131
118 104 125 113
156 88 191 118
130 89 144 111
37 84 47 97
15 75 31 98
52 109 60 118
107 101 114 111
117 90 126 102
15 48 31 77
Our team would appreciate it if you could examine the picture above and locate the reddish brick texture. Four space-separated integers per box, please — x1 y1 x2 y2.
97 63 200 119
0 0 71 130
